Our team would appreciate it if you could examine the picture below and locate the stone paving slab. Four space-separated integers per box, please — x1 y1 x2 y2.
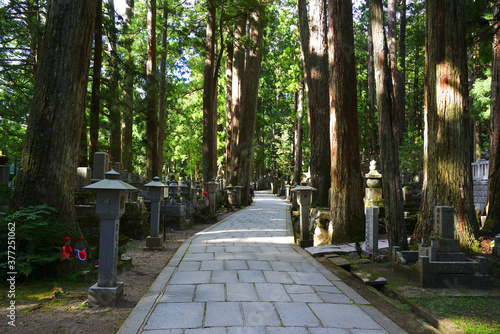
118 193 406 334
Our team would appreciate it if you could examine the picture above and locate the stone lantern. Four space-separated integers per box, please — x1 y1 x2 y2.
226 185 234 210
234 185 243 208
293 182 316 247
144 176 165 249
206 180 218 218
365 160 383 208
168 180 178 204
84 170 137 306
179 179 189 203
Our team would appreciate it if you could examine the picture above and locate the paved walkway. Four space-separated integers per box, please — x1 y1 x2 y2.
118 192 405 334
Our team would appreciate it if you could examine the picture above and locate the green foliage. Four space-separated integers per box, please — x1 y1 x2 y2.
399 131 423 175
0 205 69 278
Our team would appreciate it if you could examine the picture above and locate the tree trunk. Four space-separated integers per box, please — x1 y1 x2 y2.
158 5 168 177
146 0 159 179
293 80 304 185
225 35 233 186
227 10 246 188
89 0 103 169
367 19 377 159
487 6 500 233
13 0 98 231
388 0 404 145
227 6 265 205
329 0 365 243
122 0 134 173
106 0 121 165
399 0 407 138
298 0 330 205
370 0 407 250
414 0 478 247
203 1 218 185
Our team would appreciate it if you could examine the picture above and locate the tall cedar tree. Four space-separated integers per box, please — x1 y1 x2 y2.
106 0 121 165
328 0 365 243
122 0 135 172
297 0 330 205
370 0 407 250
414 0 478 247
203 0 218 184
487 6 500 233
89 0 103 169
13 0 98 231
158 5 168 175
228 5 265 205
293 81 304 185
146 0 159 179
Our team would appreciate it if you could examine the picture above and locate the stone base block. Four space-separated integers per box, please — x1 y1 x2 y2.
88 282 124 307
145 236 163 249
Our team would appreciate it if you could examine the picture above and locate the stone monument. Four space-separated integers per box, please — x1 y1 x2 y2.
144 177 165 249
84 170 137 306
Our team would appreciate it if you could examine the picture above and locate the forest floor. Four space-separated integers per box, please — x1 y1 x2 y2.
1 209 499 334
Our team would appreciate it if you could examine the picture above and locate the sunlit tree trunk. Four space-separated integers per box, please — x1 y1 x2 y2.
13 0 98 231
225 35 233 186
297 0 330 205
122 0 134 173
293 80 304 185
89 0 102 169
371 0 407 250
146 0 159 179
367 19 377 159
329 0 364 243
203 1 218 185
414 0 477 247
487 6 500 233
158 5 168 177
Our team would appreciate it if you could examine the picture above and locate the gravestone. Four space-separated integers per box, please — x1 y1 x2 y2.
364 206 379 253
92 152 109 181
0 165 9 185
434 206 454 239
294 182 316 248
76 167 92 191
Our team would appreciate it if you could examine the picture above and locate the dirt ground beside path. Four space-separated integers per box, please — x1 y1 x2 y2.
3 208 438 334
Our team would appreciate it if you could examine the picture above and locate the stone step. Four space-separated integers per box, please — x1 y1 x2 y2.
351 271 387 288
326 256 352 271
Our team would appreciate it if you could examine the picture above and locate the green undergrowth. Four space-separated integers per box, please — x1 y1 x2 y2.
409 296 500 334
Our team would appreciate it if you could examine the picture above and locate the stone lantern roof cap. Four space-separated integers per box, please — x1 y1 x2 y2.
144 176 166 188
292 185 317 192
84 170 137 191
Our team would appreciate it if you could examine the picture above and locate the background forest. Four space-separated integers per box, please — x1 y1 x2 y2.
0 0 498 242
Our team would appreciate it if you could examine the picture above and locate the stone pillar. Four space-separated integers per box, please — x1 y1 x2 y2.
92 152 109 181
144 177 165 249
84 170 137 306
285 184 291 201
364 206 379 253
226 185 234 210
294 182 317 248
364 160 383 208
234 186 243 208
206 180 218 218
495 234 500 257
434 206 455 239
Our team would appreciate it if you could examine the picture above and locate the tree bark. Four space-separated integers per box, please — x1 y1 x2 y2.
414 0 478 247
122 0 134 173
298 0 330 205
329 0 365 243
370 0 407 250
106 0 121 165
487 6 500 233
89 0 103 169
13 0 98 231
388 0 404 145
367 19 377 159
203 1 218 185
146 0 159 179
225 35 233 186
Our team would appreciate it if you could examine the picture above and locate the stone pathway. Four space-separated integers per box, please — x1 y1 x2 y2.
118 191 405 334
